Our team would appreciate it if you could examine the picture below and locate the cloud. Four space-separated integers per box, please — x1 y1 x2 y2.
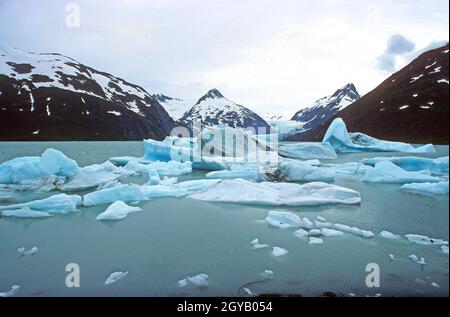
376 34 415 72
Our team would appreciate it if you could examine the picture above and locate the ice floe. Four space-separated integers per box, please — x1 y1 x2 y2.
265 210 302 229
261 270 274 278
0 285 20 297
124 160 192 177
0 193 81 214
332 223 374 238
105 271 128 285
405 234 448 246
18 246 38 256
409 255 419 262
362 161 442 184
250 239 269 250
39 149 79 178
272 247 289 257
441 246 449 255
379 231 400 240
323 118 435 153
279 160 336 182
309 237 324 245
178 274 209 288
205 164 267 181
96 201 143 221
321 228 344 237
360 156 448 174
1 207 53 218
294 229 309 238
278 142 337 160
401 182 449 195
188 179 361 206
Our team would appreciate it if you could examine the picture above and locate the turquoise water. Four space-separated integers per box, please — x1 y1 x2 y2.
0 142 448 297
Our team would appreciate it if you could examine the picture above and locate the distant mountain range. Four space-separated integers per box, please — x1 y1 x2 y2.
0 45 174 141
291 43 449 144
291 83 360 131
152 94 191 120
179 88 270 131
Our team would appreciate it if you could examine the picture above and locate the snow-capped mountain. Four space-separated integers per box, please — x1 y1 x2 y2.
152 94 191 120
0 45 174 140
180 89 270 130
291 83 360 131
294 43 449 144
263 110 295 121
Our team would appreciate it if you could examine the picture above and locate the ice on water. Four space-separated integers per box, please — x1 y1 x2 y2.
96 201 143 221
362 161 442 184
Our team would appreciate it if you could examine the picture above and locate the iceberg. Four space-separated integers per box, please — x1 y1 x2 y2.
278 142 338 160
323 118 435 153
0 194 80 214
0 285 20 297
272 247 289 257
0 156 44 184
96 201 143 221
105 271 128 285
405 234 448 246
1 207 53 218
361 161 442 184
38 149 79 178
360 156 448 174
279 160 336 182
401 182 449 195
188 179 361 206
265 210 302 229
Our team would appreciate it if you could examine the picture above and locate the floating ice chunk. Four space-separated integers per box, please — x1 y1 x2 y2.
294 228 309 238
332 224 374 238
272 247 289 257
413 278 426 285
1 207 53 218
96 201 143 221
362 161 442 184
326 162 372 175
177 279 188 288
409 255 419 262
0 285 20 297
301 217 315 229
417 258 427 265
389 254 395 261
308 229 322 236
250 239 269 250
242 288 253 295
441 246 449 255
186 274 209 288
360 156 448 173
431 282 440 288
317 216 326 222
405 234 448 246
0 156 44 183
265 210 302 229
206 164 265 181
174 179 220 193
189 179 361 206
18 246 38 256
401 182 449 195
262 270 274 278
321 228 344 237
323 118 430 153
125 160 192 177
415 144 437 153
39 149 79 178
379 231 400 240
0 193 79 214
279 160 336 182
6 175 65 192
309 237 324 245
278 142 338 160
314 221 333 228
105 271 128 285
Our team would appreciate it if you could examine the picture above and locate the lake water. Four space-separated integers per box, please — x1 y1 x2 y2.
0 142 448 297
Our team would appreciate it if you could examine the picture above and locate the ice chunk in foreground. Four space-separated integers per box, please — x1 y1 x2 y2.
1 207 53 218
441 246 449 255
323 118 434 153
294 229 309 238
0 285 20 297
18 246 38 256
360 156 448 174
0 194 80 214
96 201 143 221
189 179 361 206
272 247 289 257
250 239 269 249
39 149 79 178
401 182 449 195
279 160 336 182
405 234 448 246
265 211 302 229
105 271 128 285
362 161 442 184
379 231 400 240
0 156 44 183
278 142 338 160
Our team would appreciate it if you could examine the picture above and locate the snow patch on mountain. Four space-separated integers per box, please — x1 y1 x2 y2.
152 94 191 120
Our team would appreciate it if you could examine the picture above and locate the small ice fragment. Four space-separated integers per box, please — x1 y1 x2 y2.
321 228 344 237
389 254 395 261
177 279 188 288
314 221 332 228
96 201 143 221
294 229 309 239
301 217 315 229
379 231 400 240
265 210 302 229
308 229 322 236
441 246 449 255
18 246 38 256
414 278 426 285
262 270 274 278
317 216 326 222
187 274 209 287
309 237 324 245
431 282 440 288
417 257 426 265
1 207 52 218
409 255 419 262
272 247 289 257
105 271 128 285
243 287 253 295
348 293 356 297
0 285 20 297
250 239 269 250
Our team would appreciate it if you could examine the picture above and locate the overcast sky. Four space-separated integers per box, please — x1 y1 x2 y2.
0 0 448 113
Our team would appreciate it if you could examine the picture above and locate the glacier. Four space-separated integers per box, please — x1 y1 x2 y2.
0 193 81 214
96 201 143 221
360 156 449 174
401 181 449 195
361 161 443 184
279 160 336 182
188 179 361 206
323 118 436 153
278 142 338 160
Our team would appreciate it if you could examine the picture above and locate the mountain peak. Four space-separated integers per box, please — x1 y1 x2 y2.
197 88 224 104
332 83 360 99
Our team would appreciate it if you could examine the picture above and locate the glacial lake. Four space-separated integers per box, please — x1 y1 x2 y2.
0 141 448 297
